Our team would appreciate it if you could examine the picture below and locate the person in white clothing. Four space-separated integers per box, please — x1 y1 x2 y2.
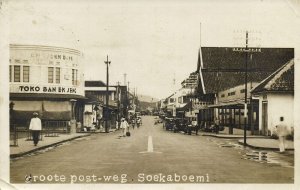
29 112 42 146
120 118 129 137
275 117 289 152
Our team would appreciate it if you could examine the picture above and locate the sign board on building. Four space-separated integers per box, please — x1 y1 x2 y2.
10 84 79 95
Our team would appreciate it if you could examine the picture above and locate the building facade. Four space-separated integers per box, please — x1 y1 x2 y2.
9 44 85 128
251 59 294 136
194 47 294 134
84 81 128 130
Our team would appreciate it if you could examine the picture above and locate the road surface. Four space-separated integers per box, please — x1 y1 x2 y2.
10 116 294 184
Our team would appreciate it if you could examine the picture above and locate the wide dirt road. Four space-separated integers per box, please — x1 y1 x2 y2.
10 116 293 184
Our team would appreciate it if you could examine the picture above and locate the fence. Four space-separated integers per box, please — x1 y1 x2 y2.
10 124 18 147
43 121 70 137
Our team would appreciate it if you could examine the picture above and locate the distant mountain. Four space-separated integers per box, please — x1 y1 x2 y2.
138 101 156 111
137 94 159 103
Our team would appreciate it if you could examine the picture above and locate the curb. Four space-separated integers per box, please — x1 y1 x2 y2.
237 141 294 151
10 134 91 159
202 134 243 139
201 134 265 139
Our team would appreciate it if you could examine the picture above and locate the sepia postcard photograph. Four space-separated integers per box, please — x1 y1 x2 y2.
0 0 300 190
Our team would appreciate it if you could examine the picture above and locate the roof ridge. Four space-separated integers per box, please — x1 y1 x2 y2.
251 58 294 93
264 59 294 89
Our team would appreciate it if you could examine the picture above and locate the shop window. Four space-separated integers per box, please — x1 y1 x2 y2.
48 67 54 83
14 65 20 82
56 68 60 84
23 66 30 82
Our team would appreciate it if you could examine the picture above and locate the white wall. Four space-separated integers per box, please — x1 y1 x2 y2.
9 45 84 96
258 93 294 134
267 93 294 132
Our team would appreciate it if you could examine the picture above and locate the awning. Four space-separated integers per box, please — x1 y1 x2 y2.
176 101 192 111
208 100 244 109
84 95 102 104
102 104 118 110
10 93 86 100
12 110 71 121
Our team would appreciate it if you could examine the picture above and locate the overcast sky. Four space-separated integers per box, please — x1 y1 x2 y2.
9 0 300 99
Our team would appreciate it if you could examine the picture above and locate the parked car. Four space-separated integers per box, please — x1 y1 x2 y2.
203 122 224 133
184 118 198 135
174 118 188 133
164 117 176 131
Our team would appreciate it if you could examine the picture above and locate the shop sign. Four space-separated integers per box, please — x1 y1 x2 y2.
16 85 78 94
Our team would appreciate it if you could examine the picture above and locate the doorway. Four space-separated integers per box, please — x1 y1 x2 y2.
261 101 268 135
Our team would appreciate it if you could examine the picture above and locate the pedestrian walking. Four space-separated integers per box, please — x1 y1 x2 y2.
120 118 129 137
29 112 42 146
275 117 290 152
214 117 220 134
137 117 141 128
132 118 135 129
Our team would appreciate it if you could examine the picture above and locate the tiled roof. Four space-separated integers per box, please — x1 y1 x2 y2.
198 47 294 94
251 59 294 93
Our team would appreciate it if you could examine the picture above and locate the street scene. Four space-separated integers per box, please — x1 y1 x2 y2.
10 116 294 184
2 0 300 189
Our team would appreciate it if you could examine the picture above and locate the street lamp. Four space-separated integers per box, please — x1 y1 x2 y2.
104 55 111 133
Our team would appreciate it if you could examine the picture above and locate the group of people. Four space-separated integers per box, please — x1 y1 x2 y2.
27 111 291 153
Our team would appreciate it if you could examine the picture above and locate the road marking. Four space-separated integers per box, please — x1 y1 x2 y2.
139 135 162 154
148 136 153 152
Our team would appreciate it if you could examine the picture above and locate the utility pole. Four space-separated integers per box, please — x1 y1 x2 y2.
104 55 111 133
124 73 127 86
117 81 121 122
127 81 130 112
173 73 176 118
233 30 261 145
244 31 249 145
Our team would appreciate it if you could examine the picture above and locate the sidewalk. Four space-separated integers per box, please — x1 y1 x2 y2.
238 138 294 150
10 133 91 158
198 131 294 150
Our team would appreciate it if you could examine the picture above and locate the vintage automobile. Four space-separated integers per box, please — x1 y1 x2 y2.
173 118 188 133
183 118 199 135
163 117 176 131
201 121 224 133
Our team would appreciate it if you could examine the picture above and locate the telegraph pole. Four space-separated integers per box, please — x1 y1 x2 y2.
233 30 261 145
124 73 127 86
117 81 121 122
104 55 111 133
244 31 249 145
127 81 130 113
